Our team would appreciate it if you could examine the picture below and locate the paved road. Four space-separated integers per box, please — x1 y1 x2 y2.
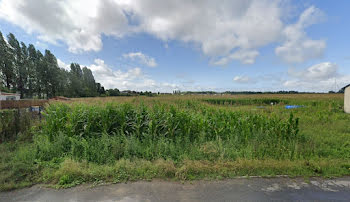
2 177 350 201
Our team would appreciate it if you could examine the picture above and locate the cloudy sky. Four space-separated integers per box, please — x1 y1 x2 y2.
0 0 349 92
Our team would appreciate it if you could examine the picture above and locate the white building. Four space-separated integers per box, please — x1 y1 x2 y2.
0 91 21 101
345 85 350 113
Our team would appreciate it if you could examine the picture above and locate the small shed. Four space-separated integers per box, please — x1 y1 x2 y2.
345 84 350 113
0 91 20 101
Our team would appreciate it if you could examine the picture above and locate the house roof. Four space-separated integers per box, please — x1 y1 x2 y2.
343 84 350 90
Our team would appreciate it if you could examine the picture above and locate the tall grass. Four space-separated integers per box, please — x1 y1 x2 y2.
203 98 289 106
33 101 304 164
0 109 34 142
2 94 350 190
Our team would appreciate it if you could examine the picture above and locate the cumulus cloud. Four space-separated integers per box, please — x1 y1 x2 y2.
123 52 157 67
0 0 128 53
126 0 283 65
283 62 349 92
282 78 350 92
57 59 70 71
233 76 254 84
288 62 338 81
86 59 180 92
214 50 259 65
85 59 226 92
0 0 327 65
88 59 146 89
122 0 283 65
275 6 326 63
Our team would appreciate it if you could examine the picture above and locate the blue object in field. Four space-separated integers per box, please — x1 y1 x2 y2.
285 105 303 109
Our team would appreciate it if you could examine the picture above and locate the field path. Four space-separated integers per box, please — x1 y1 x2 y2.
2 177 350 201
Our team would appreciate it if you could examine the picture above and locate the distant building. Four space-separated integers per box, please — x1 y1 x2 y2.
0 91 21 101
345 85 350 113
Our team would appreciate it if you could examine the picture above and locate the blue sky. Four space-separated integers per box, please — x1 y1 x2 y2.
0 0 349 92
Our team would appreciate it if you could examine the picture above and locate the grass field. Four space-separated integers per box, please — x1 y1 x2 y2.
1 94 350 191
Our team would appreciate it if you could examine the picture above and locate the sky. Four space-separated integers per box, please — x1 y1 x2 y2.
0 0 349 93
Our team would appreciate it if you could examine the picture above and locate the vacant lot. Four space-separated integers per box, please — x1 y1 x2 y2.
1 94 350 191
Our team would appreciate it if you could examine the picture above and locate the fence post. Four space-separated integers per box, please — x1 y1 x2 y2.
39 106 42 121
15 108 20 140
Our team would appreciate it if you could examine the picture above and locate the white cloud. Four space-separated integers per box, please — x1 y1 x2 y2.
85 59 227 92
86 59 179 92
288 62 338 81
214 49 259 65
57 59 70 71
34 41 48 50
283 62 350 92
275 6 326 63
0 0 327 65
123 52 157 67
124 0 283 65
282 78 350 92
233 76 254 84
0 0 128 53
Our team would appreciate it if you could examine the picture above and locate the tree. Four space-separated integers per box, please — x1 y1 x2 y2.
82 67 97 97
27 44 37 97
35 50 45 98
43 50 60 98
0 31 15 90
7 33 26 98
96 83 105 95
69 63 83 97
20 42 29 97
107 88 120 96
0 30 104 98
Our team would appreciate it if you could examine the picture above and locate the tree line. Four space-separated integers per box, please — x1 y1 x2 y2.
0 31 105 99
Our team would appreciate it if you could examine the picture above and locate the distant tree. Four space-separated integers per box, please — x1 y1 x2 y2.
82 67 97 97
35 50 46 98
27 44 37 97
96 83 105 95
43 50 61 98
20 42 30 97
107 88 120 96
0 30 105 98
69 63 83 97
0 31 15 90
7 33 27 98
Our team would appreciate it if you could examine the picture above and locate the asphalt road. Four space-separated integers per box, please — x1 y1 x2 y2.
2 177 350 201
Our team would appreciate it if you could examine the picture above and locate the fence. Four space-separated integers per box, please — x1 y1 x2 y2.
0 99 48 110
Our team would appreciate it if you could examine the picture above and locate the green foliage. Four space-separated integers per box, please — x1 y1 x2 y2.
0 109 34 142
0 31 103 98
1 95 350 191
107 88 121 96
33 102 304 164
204 98 289 106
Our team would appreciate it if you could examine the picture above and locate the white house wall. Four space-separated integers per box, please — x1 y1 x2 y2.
345 87 350 113
0 94 20 100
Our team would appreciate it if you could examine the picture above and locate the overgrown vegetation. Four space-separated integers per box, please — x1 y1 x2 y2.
0 109 34 142
1 94 350 191
203 98 289 106
35 102 301 163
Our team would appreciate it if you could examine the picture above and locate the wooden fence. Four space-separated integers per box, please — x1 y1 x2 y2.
0 99 48 110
